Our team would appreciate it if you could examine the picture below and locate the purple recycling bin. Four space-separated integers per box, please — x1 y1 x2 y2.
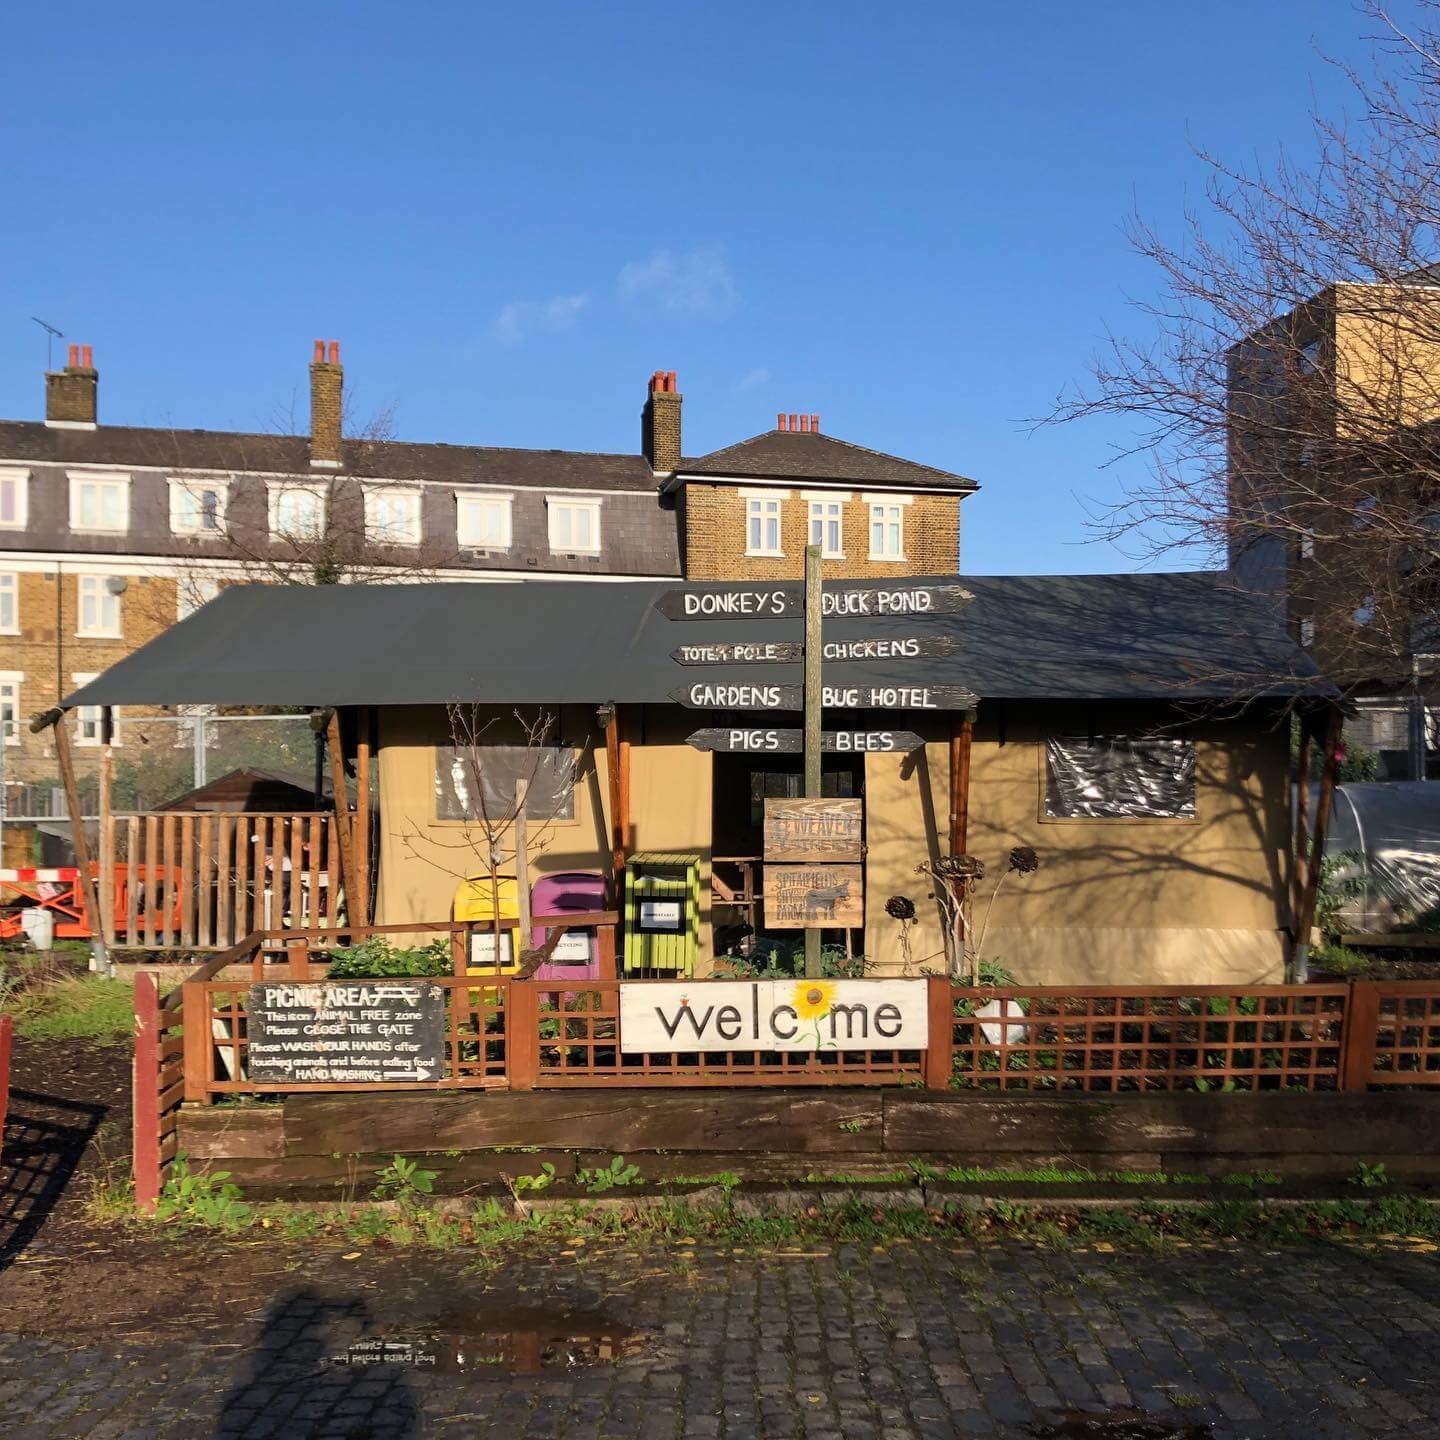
530 871 606 979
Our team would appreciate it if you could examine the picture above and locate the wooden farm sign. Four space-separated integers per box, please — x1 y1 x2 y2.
764 798 864 862
671 681 977 710
670 634 961 665
618 978 927 1053
763 863 863 928
656 582 972 621
245 981 446 1085
686 728 923 753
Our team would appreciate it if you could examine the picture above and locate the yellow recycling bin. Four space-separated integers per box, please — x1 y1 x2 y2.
453 874 522 975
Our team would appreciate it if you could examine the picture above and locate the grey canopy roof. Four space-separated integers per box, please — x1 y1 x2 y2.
61 570 1322 713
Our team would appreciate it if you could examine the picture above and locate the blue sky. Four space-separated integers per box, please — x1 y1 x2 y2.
0 2 1394 573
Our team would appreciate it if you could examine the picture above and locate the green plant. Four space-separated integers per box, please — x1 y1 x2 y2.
154 1155 253 1231
1313 851 1366 946
1352 1161 1390 1189
513 1162 558 1193
718 942 869 979
11 974 134 1044
1311 942 1371 976
576 1155 642 1193
837 1119 865 1134
373 1155 439 1202
327 937 452 979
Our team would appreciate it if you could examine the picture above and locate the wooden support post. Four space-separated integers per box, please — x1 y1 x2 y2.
1340 980 1381 1092
180 980 210 1102
597 920 617 980
324 709 356 921
950 711 973 856
355 708 372 926
803 543 823 979
1292 703 1344 982
132 972 161 1211
1295 717 1312 924
51 714 110 973
99 707 115 946
923 973 955 1090
507 980 539 1090
514 777 531 949
605 704 627 886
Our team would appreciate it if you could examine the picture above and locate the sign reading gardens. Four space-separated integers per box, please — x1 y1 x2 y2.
619 978 928 1054
246 981 446 1084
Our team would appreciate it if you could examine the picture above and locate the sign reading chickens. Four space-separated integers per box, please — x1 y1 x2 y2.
246 982 446 1085
619 979 928 1053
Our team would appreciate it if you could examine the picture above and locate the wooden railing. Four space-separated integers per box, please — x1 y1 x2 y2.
132 936 1440 1205
107 812 344 949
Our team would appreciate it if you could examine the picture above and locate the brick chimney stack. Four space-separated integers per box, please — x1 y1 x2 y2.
309 339 343 468
642 370 682 473
45 343 98 428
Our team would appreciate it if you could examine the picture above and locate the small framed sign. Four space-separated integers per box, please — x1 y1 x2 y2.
764 798 864 863
639 899 683 931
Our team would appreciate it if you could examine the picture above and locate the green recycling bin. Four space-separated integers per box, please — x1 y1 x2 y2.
623 852 700 976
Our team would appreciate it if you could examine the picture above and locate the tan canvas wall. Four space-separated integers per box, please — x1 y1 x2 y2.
375 704 715 966
862 705 1290 984
377 701 1290 985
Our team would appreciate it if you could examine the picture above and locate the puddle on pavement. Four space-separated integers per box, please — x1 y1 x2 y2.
329 1306 645 1375
1030 1411 1212 1440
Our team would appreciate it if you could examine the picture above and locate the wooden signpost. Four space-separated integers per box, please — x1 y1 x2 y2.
763 863 864 929
671 682 978 711
656 581 972 622
764 798 864 862
685 729 924 754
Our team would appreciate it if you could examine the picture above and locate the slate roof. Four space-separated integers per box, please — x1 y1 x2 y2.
0 421 658 492
61 570 1322 714
677 429 977 491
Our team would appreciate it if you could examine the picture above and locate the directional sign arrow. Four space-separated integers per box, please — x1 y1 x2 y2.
686 729 926 754
656 582 973 622
670 682 979 710
669 634 962 665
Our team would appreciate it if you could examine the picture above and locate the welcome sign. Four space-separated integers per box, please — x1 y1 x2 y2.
619 979 928 1054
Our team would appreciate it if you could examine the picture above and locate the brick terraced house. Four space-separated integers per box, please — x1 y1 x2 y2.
0 347 977 837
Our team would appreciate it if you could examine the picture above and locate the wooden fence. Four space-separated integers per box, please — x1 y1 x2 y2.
106 812 343 949
130 925 1440 1206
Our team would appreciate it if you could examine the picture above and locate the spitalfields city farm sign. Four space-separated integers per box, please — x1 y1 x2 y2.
618 978 929 1054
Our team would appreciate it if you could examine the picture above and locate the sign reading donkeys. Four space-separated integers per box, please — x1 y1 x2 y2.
619 979 928 1054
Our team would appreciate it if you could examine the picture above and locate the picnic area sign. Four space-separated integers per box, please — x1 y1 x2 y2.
655 582 972 621
618 978 928 1053
764 798 864 862
763 863 864 928
685 728 923 754
245 981 446 1085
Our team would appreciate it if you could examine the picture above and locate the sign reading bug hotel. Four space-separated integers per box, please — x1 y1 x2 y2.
619 979 928 1053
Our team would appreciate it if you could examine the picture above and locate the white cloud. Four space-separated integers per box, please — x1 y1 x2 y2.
493 291 590 346
617 245 737 316
734 367 771 393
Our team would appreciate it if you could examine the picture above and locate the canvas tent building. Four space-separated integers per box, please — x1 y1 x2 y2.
58 572 1326 983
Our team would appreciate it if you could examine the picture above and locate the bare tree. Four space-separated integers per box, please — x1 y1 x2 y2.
1051 2 1440 696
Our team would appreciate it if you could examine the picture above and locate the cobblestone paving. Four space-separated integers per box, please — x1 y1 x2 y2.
1 1238 1438 1438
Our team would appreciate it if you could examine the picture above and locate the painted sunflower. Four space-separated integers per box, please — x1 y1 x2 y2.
792 981 835 1022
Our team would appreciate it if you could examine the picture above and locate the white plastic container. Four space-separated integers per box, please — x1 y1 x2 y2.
19 906 55 950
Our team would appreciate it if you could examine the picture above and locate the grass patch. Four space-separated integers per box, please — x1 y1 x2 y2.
10 974 134 1044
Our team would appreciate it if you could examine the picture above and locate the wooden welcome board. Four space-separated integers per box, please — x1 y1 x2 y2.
764 798 864 863
763 863 864 928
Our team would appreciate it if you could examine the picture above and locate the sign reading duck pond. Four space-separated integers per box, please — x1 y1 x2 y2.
619 978 927 1053
246 981 446 1084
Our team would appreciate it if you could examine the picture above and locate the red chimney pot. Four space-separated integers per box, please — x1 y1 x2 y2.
67 344 79 368
81 344 93 368
789 413 799 431
777 412 786 431
327 341 340 364
313 340 324 362
810 413 820 432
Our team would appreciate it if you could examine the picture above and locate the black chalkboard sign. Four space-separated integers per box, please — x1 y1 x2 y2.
246 981 446 1084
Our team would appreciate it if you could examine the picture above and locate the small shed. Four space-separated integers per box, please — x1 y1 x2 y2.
156 768 324 814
